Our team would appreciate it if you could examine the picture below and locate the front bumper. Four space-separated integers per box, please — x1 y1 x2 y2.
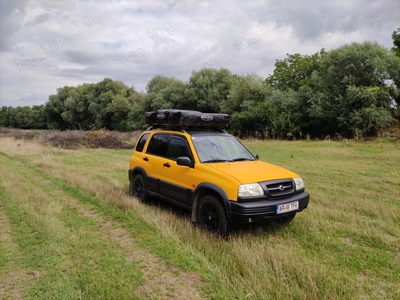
227 192 310 224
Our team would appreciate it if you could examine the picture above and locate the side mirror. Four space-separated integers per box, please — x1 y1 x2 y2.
177 156 194 168
253 154 259 160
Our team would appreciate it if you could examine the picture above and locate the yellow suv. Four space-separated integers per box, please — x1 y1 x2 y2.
129 110 309 236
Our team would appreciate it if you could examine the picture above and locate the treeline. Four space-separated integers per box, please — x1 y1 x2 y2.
1 40 400 139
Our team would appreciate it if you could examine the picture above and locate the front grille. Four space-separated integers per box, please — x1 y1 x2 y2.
263 179 294 197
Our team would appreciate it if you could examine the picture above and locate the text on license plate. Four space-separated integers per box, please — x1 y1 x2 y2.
276 201 299 214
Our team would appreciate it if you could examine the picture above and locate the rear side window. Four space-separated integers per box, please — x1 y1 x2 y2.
135 133 150 152
147 133 170 157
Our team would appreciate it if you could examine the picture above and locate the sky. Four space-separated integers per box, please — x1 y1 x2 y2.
0 0 399 108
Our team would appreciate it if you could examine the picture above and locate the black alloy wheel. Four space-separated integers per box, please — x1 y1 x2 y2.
197 195 230 237
132 174 147 202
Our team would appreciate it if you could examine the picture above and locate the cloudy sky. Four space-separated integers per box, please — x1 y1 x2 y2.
0 0 399 108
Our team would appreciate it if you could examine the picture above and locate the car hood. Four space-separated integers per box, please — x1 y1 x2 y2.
208 160 299 183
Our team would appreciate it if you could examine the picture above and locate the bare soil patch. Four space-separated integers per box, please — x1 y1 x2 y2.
63 197 205 300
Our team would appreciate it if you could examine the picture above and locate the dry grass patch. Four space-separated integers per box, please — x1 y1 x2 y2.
1 135 399 299
0 128 140 149
0 137 205 299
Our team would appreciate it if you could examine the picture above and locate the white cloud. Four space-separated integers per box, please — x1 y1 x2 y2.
0 0 399 107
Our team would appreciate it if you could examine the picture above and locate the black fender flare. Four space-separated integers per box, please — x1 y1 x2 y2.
129 167 147 182
191 182 231 223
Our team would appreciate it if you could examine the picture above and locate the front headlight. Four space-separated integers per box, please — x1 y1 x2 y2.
238 183 264 198
293 178 305 191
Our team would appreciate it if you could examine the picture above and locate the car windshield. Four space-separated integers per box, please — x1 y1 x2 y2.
191 134 256 163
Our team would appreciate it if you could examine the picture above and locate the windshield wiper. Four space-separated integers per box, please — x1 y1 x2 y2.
202 159 232 163
231 158 254 161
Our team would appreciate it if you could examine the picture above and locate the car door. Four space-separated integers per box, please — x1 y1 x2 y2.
144 133 171 194
160 135 194 206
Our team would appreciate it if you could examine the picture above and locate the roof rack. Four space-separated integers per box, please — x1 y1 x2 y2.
146 125 187 132
145 109 229 129
146 125 226 133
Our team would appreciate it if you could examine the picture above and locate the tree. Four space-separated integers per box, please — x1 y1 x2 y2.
45 78 137 130
389 29 400 117
265 51 323 91
8 106 34 129
230 101 276 137
187 68 233 112
307 42 395 136
31 105 47 129
220 74 279 137
61 84 94 129
87 78 137 129
0 107 9 127
126 103 147 130
105 95 132 131
144 75 192 111
146 75 178 93
392 28 400 57
46 86 74 129
268 89 303 139
222 74 269 114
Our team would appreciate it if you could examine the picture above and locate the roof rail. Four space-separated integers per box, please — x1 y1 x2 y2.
146 125 226 133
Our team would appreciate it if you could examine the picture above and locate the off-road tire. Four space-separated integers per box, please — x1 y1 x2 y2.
131 174 147 202
197 195 231 237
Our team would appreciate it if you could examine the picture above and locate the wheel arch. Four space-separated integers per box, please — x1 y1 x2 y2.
129 166 147 182
191 183 231 223
128 167 148 197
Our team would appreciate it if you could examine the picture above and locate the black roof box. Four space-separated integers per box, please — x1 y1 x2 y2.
145 109 229 128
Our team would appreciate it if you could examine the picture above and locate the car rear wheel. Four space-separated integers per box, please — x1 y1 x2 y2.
131 174 147 202
197 195 231 237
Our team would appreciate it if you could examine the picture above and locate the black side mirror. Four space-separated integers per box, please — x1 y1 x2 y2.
253 154 259 160
177 156 194 168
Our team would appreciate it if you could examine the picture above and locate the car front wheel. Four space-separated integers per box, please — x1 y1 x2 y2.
197 195 231 237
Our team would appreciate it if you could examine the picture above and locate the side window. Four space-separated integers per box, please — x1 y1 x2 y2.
146 133 170 157
135 133 150 152
167 136 191 160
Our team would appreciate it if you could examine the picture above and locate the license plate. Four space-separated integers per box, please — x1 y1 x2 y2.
276 201 299 214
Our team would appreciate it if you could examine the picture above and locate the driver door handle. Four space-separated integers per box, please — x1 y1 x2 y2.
163 162 170 168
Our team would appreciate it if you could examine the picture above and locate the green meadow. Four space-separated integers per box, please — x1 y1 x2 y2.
1 136 399 299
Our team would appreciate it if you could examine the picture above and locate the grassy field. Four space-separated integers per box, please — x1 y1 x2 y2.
0 135 399 299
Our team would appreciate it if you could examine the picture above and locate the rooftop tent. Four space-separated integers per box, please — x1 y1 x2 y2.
145 109 229 128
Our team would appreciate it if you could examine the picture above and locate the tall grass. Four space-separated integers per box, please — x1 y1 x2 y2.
1 136 399 299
